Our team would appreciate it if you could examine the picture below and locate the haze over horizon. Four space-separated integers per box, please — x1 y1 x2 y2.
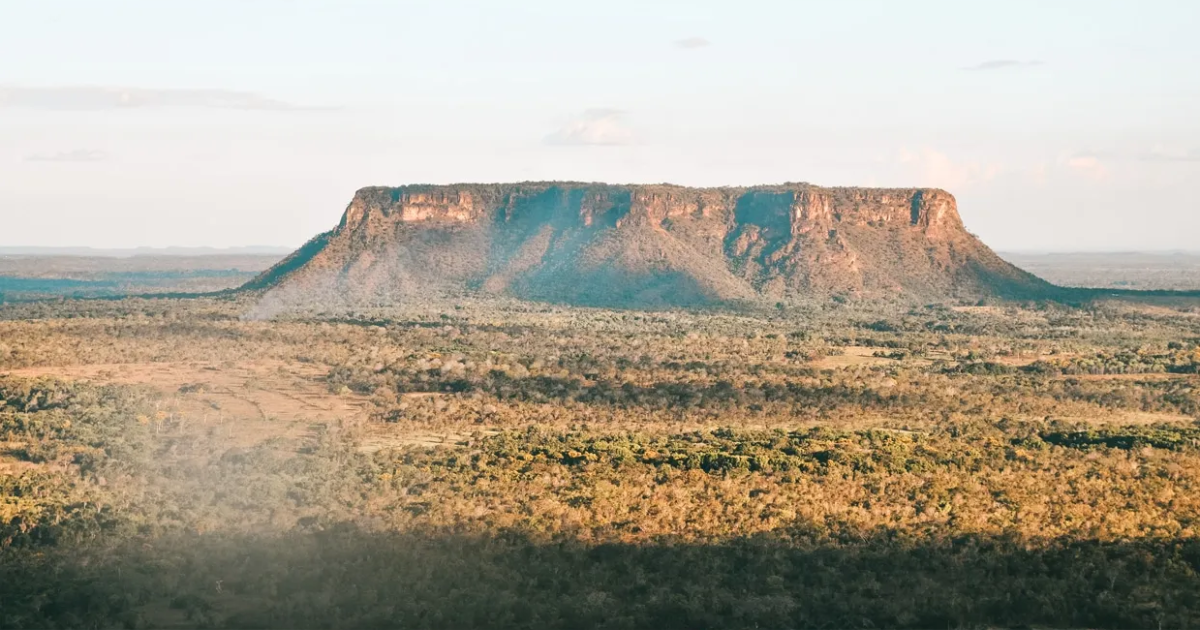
3 242 1200 257
2 0 1197 251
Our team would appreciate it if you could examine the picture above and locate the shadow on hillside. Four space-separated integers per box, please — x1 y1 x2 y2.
4 525 1199 629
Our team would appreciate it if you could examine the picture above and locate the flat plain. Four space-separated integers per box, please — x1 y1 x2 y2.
2 254 1200 628
1001 252 1200 292
0 253 281 301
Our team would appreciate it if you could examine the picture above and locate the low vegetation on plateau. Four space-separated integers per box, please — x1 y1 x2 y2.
2 291 1200 628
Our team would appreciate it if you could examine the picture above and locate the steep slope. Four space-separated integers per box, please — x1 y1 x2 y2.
245 182 1053 310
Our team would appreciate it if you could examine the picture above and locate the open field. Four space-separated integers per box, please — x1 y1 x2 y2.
1001 252 1200 292
2 292 1200 628
0 253 283 301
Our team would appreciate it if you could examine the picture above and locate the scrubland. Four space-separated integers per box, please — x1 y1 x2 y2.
3 295 1200 628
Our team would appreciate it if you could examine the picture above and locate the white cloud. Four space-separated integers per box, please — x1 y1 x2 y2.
674 37 711 49
0 85 303 111
544 109 635 146
1062 154 1109 180
24 149 108 163
1029 161 1050 185
961 59 1044 71
1139 145 1200 163
897 148 1000 190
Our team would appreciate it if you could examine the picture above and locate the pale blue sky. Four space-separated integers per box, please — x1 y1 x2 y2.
2 0 1197 250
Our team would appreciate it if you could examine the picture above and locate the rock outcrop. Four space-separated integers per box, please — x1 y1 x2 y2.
244 182 1052 309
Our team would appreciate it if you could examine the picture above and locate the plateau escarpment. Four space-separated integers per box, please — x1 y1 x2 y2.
245 182 1052 309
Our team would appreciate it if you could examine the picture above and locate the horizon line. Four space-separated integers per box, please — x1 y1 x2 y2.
4 245 1200 258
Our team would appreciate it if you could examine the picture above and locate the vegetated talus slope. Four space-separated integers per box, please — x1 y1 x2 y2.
244 182 1053 308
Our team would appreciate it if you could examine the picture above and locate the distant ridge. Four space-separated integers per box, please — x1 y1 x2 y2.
0 246 294 257
1000 250 1200 258
243 181 1056 310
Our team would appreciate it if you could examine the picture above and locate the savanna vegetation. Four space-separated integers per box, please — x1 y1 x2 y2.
3 291 1200 628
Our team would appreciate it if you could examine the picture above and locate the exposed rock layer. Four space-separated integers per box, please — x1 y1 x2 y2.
245 182 1052 308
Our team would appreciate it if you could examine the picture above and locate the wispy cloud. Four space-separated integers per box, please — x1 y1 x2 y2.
24 149 109 163
544 109 635 146
1060 145 1200 170
961 59 1044 71
1061 154 1108 180
674 37 711 50
897 148 1000 190
1138 145 1200 163
0 85 306 111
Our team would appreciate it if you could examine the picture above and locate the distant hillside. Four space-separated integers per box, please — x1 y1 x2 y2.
0 246 293 257
244 182 1054 311
0 254 283 302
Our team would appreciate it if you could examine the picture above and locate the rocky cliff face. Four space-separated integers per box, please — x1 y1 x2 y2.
244 182 1051 309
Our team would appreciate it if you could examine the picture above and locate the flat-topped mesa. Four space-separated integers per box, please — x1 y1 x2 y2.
249 180 1050 309
338 182 964 236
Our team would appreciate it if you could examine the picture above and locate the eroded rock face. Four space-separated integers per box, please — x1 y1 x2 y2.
245 182 1050 310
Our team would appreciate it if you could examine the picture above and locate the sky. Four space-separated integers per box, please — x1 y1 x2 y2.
1 0 1198 251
